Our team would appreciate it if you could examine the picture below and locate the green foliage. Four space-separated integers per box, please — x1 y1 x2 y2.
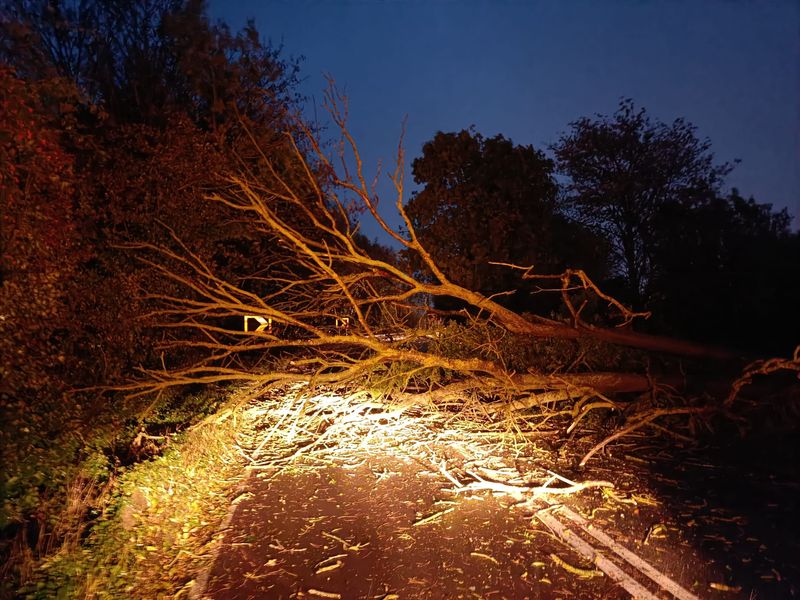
0 409 85 530
429 320 644 375
2 0 796 594
142 386 225 432
0 386 228 596
17 393 245 599
1 0 307 383
364 360 446 398
0 67 97 550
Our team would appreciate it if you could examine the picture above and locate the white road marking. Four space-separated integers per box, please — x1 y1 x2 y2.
556 505 700 600
536 509 661 599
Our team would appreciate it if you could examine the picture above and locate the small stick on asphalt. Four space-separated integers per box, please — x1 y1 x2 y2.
436 459 464 488
413 507 455 526
549 553 603 578
307 589 342 599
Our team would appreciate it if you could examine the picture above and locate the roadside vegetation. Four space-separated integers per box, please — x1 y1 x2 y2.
16 386 252 599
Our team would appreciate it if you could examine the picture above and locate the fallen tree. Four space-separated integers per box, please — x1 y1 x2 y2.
125 85 795 464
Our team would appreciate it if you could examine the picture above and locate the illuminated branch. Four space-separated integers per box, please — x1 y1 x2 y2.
490 263 651 327
123 82 747 472
725 344 800 408
578 406 712 467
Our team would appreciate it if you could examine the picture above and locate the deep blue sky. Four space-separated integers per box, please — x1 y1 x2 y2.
209 0 800 241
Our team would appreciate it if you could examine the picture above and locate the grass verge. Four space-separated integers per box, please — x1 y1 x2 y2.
15 386 259 599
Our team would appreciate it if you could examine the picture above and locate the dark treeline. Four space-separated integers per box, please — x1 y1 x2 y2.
1 0 798 592
406 111 799 355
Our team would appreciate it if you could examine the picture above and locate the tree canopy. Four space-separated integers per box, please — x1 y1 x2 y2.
553 99 733 306
405 129 607 313
1 0 301 129
649 189 799 352
404 109 796 352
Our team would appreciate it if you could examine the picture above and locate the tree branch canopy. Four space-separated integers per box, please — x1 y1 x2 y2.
125 84 740 406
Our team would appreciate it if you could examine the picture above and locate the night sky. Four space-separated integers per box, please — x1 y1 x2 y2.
209 0 800 242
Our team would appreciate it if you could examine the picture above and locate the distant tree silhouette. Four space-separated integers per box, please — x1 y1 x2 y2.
554 99 733 307
405 129 607 314
650 189 798 353
1 0 301 129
